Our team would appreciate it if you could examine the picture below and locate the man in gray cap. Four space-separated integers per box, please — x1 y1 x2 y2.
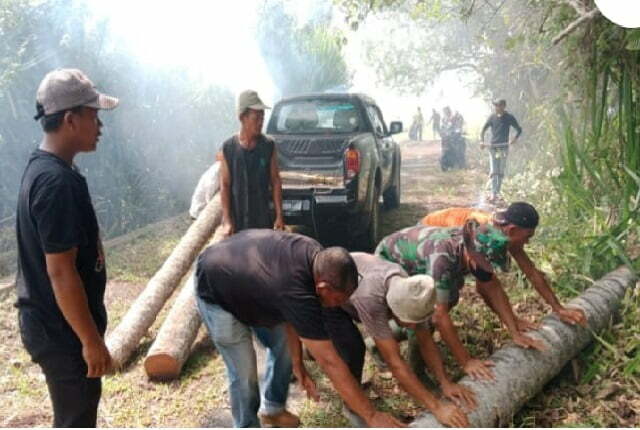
15 68 118 427
334 253 476 428
219 89 285 237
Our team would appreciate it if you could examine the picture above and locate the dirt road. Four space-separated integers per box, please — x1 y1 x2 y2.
379 139 487 239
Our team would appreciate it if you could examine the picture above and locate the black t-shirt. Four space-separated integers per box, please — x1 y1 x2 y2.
196 229 330 340
15 149 107 360
481 112 523 144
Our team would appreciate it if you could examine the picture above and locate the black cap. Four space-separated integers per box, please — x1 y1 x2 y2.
492 99 507 106
494 202 539 229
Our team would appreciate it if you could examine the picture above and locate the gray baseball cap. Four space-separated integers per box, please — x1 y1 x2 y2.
236 89 270 117
36 68 119 117
386 274 436 324
492 99 507 106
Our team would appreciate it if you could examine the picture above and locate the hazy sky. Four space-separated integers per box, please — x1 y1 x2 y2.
84 0 489 131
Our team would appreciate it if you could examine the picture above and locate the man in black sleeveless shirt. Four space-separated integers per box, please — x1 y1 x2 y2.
219 90 284 236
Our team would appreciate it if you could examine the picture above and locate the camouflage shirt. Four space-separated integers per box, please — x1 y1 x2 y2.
375 225 509 305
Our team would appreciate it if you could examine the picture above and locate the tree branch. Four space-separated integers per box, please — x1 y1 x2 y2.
552 7 600 45
564 0 588 15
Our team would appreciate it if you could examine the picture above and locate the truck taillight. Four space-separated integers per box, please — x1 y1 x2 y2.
345 148 360 179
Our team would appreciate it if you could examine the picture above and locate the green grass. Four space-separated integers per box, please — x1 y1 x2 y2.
104 213 192 282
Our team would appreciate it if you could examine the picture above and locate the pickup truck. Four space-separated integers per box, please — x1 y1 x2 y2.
266 93 403 250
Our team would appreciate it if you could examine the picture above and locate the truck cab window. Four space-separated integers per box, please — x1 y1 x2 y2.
366 105 387 137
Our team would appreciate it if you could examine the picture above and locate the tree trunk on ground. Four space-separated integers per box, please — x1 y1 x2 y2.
144 228 226 380
142 272 201 380
411 266 636 428
106 194 222 369
0 277 16 300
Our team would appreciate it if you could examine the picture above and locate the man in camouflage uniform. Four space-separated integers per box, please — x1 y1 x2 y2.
375 222 546 381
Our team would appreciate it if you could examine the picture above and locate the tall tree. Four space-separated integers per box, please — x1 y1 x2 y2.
0 0 236 244
257 0 351 97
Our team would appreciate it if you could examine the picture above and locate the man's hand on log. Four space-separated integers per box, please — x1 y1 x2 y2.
515 317 540 332
511 331 547 351
463 358 495 381
220 221 234 238
441 380 477 410
555 306 587 327
273 216 286 231
366 411 407 428
433 401 470 427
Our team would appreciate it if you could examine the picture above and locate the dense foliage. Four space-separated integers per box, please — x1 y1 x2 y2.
336 0 640 280
257 0 352 97
336 0 640 396
0 0 237 238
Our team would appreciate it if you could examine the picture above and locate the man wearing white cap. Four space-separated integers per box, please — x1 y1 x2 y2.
15 68 118 427
336 253 476 427
219 89 285 237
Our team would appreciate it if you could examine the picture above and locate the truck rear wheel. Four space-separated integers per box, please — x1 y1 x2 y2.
383 154 401 210
353 184 380 251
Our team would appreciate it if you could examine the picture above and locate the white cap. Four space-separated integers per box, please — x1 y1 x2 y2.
386 275 436 324
36 68 119 117
236 89 270 117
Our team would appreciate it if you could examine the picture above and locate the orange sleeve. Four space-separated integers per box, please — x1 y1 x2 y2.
422 207 490 227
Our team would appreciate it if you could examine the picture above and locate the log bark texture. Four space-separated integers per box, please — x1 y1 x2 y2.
411 266 636 428
0 277 16 300
143 228 226 379
143 272 201 380
106 194 222 368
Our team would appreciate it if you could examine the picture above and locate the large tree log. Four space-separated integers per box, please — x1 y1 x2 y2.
106 194 222 368
0 276 16 300
143 228 226 380
411 266 636 428
143 272 202 380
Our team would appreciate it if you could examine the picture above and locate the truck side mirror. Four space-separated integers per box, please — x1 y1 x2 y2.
389 121 403 135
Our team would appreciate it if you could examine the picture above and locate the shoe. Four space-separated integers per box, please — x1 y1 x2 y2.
259 410 301 428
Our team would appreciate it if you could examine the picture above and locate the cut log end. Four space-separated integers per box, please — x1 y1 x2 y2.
144 354 181 381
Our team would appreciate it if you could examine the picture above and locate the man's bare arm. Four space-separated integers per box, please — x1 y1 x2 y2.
218 154 234 236
375 336 470 427
475 277 547 350
433 303 495 380
270 149 285 230
302 337 405 427
46 249 111 377
510 247 586 326
284 324 318 400
414 328 477 409
376 337 441 409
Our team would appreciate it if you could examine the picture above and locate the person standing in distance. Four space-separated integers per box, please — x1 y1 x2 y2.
429 108 441 140
480 99 523 203
15 68 118 427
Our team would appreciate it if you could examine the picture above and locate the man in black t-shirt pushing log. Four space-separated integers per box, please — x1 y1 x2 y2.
195 229 406 428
